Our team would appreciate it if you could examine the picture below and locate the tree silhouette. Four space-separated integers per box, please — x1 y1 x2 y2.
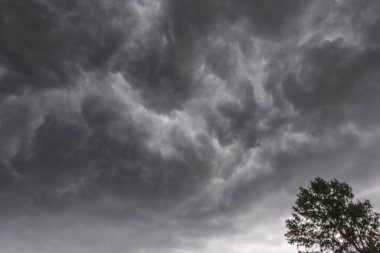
285 177 380 253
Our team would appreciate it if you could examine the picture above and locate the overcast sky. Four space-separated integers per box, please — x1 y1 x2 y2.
0 0 380 252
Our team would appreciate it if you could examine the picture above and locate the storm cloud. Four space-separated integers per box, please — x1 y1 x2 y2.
1 0 380 252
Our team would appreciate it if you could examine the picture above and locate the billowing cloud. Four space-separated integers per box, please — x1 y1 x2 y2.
1 0 380 252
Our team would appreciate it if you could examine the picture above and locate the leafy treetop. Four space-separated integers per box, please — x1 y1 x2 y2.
285 177 380 253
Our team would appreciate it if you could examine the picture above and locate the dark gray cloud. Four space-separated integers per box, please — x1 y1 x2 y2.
1 0 380 252
0 0 129 89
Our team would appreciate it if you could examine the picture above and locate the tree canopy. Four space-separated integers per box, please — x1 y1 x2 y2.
285 177 380 253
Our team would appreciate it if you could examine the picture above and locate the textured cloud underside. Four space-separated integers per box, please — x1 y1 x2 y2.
0 0 380 252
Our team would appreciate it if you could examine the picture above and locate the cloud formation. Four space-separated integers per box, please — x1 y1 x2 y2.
1 0 380 252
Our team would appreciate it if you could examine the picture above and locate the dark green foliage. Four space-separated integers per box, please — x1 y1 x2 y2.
285 178 380 253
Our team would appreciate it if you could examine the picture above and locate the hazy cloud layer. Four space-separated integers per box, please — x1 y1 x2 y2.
1 0 380 252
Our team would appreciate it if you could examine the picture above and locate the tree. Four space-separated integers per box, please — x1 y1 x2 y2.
285 177 380 253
